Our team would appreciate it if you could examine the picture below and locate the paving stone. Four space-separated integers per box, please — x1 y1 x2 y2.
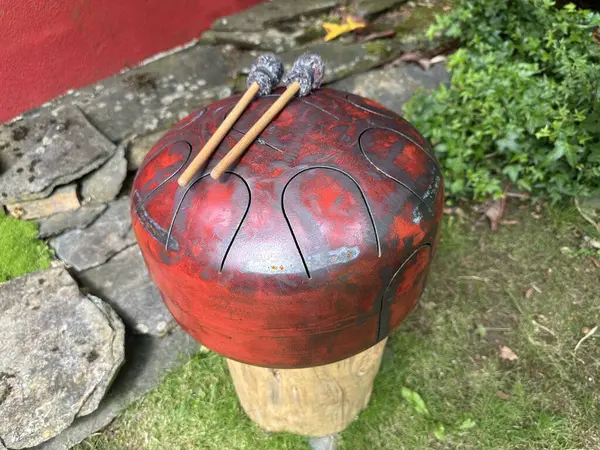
5 185 80 220
126 129 165 171
77 245 175 337
330 62 449 113
57 45 239 143
200 28 298 52
37 204 107 239
353 0 408 17
80 144 127 203
211 0 339 32
32 329 202 450
0 267 124 449
49 197 135 272
0 107 116 204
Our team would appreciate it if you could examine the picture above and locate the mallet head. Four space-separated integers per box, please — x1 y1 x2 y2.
246 53 285 96
283 53 325 97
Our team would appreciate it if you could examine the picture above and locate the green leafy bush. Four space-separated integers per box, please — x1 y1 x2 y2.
403 0 600 203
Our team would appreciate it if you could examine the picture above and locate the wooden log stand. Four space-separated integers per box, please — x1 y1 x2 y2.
226 338 387 438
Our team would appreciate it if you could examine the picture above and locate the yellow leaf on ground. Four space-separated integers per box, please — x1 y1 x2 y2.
322 16 366 42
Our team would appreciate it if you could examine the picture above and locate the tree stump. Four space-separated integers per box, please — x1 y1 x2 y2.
226 338 387 437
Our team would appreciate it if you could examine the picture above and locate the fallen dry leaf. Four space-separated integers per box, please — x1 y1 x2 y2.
358 29 396 43
429 54 448 65
525 287 534 299
591 258 600 269
495 391 510 401
505 191 531 200
589 239 600 249
485 197 506 231
443 206 466 217
574 325 598 353
499 345 518 361
395 50 425 64
394 51 446 70
416 55 447 71
583 327 591 335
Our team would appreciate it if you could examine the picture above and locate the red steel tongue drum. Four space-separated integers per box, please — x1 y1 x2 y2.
131 52 444 438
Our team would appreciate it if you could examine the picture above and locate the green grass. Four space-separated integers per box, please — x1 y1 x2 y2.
82 206 600 450
0 213 52 282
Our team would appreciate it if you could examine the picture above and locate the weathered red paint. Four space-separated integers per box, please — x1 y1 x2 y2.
0 0 263 123
131 87 444 368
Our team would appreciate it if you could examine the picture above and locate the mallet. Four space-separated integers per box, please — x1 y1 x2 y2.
210 53 325 180
177 53 284 187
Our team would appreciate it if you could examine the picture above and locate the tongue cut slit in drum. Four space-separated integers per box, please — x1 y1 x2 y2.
130 62 444 441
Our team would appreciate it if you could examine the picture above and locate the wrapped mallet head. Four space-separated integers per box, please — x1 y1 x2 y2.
177 53 284 186
210 53 326 179
247 53 285 95
282 53 325 97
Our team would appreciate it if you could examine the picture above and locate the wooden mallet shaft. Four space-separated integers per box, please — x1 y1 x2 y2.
210 81 300 180
210 53 324 180
177 83 260 187
177 53 283 187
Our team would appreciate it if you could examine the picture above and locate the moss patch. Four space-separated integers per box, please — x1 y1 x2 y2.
0 214 52 282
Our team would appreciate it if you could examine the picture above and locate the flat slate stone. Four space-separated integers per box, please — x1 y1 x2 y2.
126 129 165 171
78 245 175 336
200 28 298 52
354 0 408 17
32 329 202 450
49 197 135 272
309 434 338 450
56 45 238 143
37 203 107 239
5 184 80 220
0 267 125 449
80 144 127 203
330 62 449 113
211 0 338 32
0 106 116 204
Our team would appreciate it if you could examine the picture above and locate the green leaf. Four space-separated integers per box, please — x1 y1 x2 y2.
459 418 477 430
502 165 521 182
496 132 520 152
547 139 568 162
475 324 487 338
450 179 465 194
434 423 446 440
401 387 430 417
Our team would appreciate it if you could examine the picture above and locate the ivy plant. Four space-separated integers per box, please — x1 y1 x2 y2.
403 0 600 203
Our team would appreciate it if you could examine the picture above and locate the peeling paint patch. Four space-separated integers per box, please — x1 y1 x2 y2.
306 246 361 272
412 208 423 224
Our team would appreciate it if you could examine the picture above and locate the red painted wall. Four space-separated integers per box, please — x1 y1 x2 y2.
0 0 262 123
